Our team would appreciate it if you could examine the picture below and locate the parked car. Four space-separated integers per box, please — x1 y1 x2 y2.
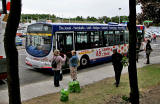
16 36 22 46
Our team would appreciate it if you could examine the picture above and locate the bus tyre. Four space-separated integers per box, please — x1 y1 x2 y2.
80 57 89 67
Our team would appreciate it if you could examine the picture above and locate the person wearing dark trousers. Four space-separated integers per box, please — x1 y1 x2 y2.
51 49 66 87
112 49 123 87
146 40 152 64
54 70 60 87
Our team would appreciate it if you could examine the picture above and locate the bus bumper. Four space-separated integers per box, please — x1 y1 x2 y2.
25 57 52 69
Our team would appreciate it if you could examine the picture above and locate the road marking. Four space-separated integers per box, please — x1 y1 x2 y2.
19 65 34 69
19 53 26 56
153 44 159 45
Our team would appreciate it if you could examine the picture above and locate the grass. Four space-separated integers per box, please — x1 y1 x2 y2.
23 64 160 104
138 64 160 90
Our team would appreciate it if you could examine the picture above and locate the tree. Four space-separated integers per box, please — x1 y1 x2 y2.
111 16 119 23
137 0 160 25
88 16 97 22
98 16 111 23
4 0 22 104
76 16 84 21
128 0 139 104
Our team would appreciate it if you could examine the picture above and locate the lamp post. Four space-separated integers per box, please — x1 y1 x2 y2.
118 8 122 24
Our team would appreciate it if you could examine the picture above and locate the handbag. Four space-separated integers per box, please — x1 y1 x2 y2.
146 49 152 54
59 70 63 81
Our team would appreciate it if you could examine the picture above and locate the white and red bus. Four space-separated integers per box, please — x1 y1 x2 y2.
25 22 145 70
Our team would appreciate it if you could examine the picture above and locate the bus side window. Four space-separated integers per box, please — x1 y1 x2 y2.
115 31 120 45
99 31 103 47
90 31 101 48
75 32 88 50
108 31 114 46
120 31 124 44
124 31 129 44
103 31 109 47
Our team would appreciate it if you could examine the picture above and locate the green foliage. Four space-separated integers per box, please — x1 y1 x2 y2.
60 89 69 102
68 81 81 93
20 13 128 24
87 16 97 22
122 95 130 102
110 16 128 23
121 56 128 67
76 16 84 21
98 16 111 23
137 0 160 25
111 16 119 23
21 14 56 23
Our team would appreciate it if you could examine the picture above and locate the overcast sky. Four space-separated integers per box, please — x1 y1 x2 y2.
22 0 141 18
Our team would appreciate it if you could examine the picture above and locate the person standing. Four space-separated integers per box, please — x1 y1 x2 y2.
153 34 156 42
51 50 66 87
69 50 79 81
136 40 140 62
112 49 123 87
145 40 152 64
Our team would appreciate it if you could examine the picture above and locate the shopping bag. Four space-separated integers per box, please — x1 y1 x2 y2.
60 89 69 102
59 70 63 81
74 81 81 93
68 81 81 93
68 81 75 93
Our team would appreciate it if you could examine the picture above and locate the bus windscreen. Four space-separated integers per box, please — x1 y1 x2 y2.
26 24 52 57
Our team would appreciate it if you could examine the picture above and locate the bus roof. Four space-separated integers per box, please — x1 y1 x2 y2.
28 22 144 33
39 22 125 26
48 23 126 32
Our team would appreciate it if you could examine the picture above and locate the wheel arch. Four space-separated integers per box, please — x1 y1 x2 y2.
80 54 90 67
80 54 90 61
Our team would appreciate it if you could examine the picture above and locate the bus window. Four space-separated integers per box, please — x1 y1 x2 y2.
124 31 129 44
99 31 103 47
43 25 52 33
90 32 100 48
57 33 73 53
26 35 52 57
115 31 120 45
75 32 89 50
120 31 125 44
108 31 114 46
103 31 109 46
114 31 124 45
26 24 52 57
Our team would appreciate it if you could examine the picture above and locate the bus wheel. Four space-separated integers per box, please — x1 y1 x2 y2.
80 56 89 67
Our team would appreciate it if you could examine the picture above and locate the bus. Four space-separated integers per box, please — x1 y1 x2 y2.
25 22 145 70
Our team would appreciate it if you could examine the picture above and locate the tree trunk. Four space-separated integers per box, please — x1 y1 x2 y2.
128 0 139 104
4 0 22 104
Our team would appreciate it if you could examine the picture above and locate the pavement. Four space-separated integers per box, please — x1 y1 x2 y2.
0 55 160 104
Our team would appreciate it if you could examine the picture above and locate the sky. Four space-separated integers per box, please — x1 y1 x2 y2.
22 0 141 18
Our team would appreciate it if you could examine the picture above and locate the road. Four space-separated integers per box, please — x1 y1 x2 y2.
0 38 160 90
18 49 52 85
0 49 53 90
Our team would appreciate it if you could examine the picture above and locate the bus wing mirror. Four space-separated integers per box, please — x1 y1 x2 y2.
0 0 7 14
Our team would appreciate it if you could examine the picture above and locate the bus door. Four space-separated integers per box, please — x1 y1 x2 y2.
56 32 74 55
